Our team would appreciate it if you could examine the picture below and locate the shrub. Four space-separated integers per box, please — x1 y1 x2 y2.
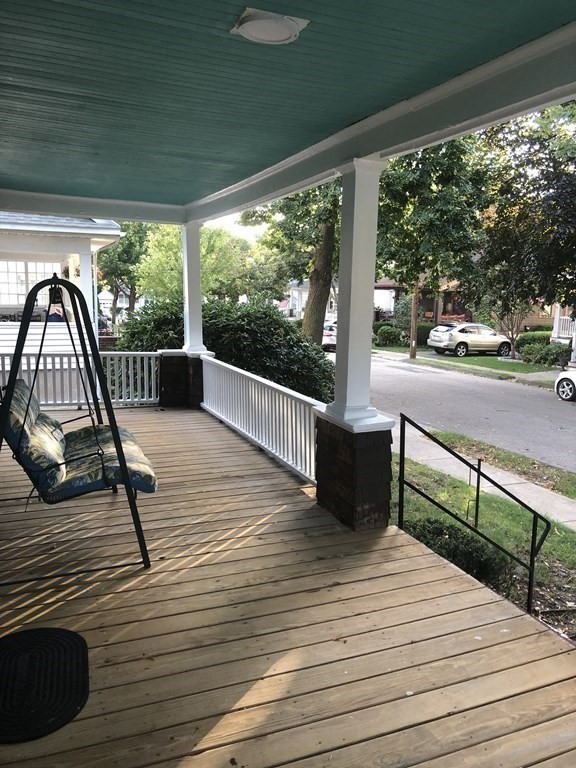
520 342 571 366
376 325 404 346
516 331 552 353
417 322 434 346
119 299 335 402
118 299 184 352
404 517 514 594
373 321 391 335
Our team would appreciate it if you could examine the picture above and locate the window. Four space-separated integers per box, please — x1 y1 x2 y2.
0 261 61 306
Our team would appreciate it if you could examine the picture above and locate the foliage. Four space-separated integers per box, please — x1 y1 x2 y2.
99 221 152 321
241 181 342 344
136 225 276 303
404 517 514 594
515 331 552 352
117 299 184 351
520 342 570 366
463 104 576 339
416 322 434 346
119 299 335 401
137 225 183 302
373 321 391 335
390 294 414 334
376 325 404 346
202 300 335 401
377 138 490 355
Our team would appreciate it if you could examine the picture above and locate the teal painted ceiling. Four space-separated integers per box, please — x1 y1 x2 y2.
0 1 574 206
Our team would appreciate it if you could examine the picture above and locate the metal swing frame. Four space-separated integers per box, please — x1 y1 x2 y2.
0 275 151 582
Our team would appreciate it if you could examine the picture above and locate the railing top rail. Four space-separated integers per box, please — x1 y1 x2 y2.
202 355 323 407
100 352 160 359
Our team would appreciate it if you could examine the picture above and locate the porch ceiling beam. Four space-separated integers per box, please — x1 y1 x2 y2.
0 190 187 225
186 22 576 222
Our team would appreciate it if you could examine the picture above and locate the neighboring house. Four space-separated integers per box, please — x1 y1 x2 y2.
0 212 122 345
551 303 576 344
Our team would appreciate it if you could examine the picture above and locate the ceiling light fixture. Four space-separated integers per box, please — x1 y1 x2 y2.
230 8 309 45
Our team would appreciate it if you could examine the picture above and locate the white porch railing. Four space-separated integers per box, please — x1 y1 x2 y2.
0 352 159 407
557 316 576 338
201 356 320 483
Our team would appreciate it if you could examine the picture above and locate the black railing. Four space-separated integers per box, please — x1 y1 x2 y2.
398 413 551 614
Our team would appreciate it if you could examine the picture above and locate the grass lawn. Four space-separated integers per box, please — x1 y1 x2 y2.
392 454 576 637
428 355 553 374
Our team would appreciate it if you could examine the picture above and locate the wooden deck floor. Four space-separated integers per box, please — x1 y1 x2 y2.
1 407 576 767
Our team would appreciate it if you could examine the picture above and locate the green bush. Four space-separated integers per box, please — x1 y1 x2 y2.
373 321 391 335
417 322 434 346
119 299 335 402
516 331 551 352
520 341 571 366
404 517 514 594
376 325 404 346
118 299 184 351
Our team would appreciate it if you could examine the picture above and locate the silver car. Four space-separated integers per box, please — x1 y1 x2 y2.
427 322 512 357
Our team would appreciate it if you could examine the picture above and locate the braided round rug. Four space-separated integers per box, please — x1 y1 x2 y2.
0 627 89 743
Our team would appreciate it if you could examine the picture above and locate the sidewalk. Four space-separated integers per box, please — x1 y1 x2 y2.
392 421 576 533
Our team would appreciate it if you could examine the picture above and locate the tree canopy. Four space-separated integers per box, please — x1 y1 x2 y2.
99 221 152 321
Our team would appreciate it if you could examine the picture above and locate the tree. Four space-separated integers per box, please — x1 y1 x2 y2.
99 221 151 322
377 138 491 358
136 225 258 303
241 181 341 344
461 102 576 351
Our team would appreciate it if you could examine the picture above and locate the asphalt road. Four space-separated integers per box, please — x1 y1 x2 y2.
369 355 576 472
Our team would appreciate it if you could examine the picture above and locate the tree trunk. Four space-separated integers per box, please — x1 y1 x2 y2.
128 284 137 313
111 284 119 325
409 281 420 360
302 218 336 345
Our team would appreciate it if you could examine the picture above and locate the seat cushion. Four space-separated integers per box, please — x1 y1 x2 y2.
42 424 157 502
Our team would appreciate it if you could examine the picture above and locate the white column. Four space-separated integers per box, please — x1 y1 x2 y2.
79 251 96 337
182 221 207 353
321 158 393 430
552 303 562 339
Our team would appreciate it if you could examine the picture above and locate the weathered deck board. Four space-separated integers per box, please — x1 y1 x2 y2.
1 407 575 767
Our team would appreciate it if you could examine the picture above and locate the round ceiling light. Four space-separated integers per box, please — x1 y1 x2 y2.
230 9 309 45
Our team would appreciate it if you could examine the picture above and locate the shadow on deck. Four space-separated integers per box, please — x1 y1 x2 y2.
1 408 575 767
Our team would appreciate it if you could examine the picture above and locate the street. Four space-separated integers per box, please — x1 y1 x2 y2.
369 355 576 472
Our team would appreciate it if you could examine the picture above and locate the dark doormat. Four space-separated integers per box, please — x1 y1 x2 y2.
0 627 89 743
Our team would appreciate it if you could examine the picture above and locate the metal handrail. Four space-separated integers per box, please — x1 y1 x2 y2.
398 413 551 613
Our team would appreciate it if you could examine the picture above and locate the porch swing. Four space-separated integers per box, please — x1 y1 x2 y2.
0 275 154 580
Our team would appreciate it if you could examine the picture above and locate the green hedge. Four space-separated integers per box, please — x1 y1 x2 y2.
520 342 571 366
516 331 552 352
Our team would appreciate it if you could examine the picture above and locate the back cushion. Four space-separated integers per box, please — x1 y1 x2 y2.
3 378 41 451
3 379 66 490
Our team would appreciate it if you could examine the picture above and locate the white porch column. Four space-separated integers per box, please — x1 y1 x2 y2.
314 158 394 531
182 220 207 353
322 158 392 429
79 250 96 337
552 303 562 339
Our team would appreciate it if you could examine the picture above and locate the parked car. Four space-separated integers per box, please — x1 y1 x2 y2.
322 324 337 351
427 322 512 357
555 371 576 401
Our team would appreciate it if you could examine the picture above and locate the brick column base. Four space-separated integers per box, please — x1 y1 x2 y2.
158 351 205 409
315 416 392 530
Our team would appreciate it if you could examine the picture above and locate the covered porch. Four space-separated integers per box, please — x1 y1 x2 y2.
1 407 576 767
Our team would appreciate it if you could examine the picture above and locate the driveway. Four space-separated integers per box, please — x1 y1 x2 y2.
369 354 576 472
